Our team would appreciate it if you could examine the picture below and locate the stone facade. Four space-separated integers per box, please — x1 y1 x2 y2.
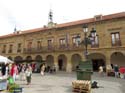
0 12 125 72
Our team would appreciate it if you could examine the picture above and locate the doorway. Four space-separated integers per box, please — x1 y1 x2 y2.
92 59 105 71
58 59 63 70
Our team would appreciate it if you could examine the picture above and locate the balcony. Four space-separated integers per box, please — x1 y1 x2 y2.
23 46 55 54
23 45 83 54
17 49 21 53
2 50 6 53
59 44 69 50
112 40 121 47
23 48 42 53
8 50 12 53
91 44 99 48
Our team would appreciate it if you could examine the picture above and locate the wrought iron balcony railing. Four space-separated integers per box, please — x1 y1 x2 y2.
112 40 121 46
2 50 6 53
91 44 99 48
8 50 12 53
23 45 83 54
17 49 21 53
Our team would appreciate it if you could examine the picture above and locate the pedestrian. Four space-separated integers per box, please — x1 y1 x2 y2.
5 63 9 77
20 64 26 81
99 66 104 77
25 65 32 85
114 64 119 78
111 64 114 69
46 66 50 73
10 63 18 82
40 63 45 76
1 63 6 76
52 65 56 73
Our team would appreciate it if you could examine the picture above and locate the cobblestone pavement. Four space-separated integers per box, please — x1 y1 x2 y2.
15 72 125 93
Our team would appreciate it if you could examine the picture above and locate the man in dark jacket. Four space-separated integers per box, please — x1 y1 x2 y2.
1 63 6 76
114 64 119 78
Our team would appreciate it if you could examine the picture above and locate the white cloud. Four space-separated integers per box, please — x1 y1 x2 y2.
0 0 124 36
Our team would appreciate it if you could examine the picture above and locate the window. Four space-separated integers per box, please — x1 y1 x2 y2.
59 38 66 47
2 45 6 53
111 32 121 46
37 41 42 49
9 44 13 53
17 43 22 53
72 35 81 47
27 42 32 49
48 39 53 50
91 35 99 47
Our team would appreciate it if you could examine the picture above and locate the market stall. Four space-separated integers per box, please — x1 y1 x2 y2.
0 55 13 91
0 55 13 64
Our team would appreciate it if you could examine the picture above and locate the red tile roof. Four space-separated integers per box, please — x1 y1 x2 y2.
0 12 125 39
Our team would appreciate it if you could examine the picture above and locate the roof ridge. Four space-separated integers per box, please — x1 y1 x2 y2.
0 12 124 38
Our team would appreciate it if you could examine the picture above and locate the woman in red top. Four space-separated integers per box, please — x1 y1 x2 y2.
10 63 18 82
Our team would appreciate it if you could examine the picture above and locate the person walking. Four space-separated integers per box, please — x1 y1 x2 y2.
99 66 104 77
20 64 26 81
25 65 32 85
114 64 119 78
40 63 45 76
1 63 6 76
10 63 18 82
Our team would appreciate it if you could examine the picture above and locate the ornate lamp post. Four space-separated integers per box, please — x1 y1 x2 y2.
81 24 97 60
75 24 97 81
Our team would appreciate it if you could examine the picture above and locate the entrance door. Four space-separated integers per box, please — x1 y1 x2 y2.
92 59 105 71
58 59 63 70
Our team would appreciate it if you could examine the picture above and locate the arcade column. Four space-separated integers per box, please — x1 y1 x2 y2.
105 54 112 72
66 57 72 72
53 55 59 71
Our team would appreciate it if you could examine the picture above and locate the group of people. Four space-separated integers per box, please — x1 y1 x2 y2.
113 64 125 79
0 62 57 85
0 63 32 85
40 64 56 76
98 64 125 79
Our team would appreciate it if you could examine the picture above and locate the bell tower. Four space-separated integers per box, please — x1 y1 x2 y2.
47 9 56 28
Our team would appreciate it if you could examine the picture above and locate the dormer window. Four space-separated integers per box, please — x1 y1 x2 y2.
94 15 102 21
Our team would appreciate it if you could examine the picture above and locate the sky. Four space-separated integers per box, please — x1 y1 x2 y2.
0 0 124 36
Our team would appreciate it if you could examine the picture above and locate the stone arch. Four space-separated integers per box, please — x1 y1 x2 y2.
71 54 82 71
111 52 125 67
25 56 32 62
35 55 42 62
88 53 106 71
14 56 23 63
58 54 67 71
46 55 54 67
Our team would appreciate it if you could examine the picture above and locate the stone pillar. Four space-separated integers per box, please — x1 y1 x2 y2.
66 57 72 73
105 54 112 73
54 55 59 71
42 55 46 62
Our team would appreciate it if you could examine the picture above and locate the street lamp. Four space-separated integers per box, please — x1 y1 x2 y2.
82 24 97 60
